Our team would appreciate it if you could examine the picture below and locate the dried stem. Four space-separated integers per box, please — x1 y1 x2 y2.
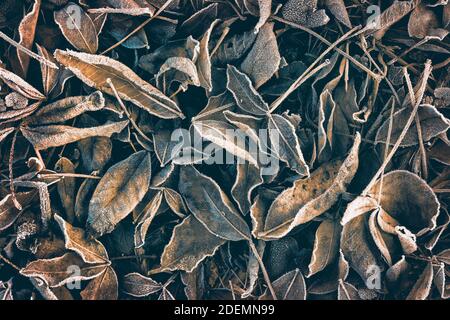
248 241 277 300
0 31 59 70
106 78 153 144
362 60 433 196
269 25 360 113
101 0 175 55
403 67 428 179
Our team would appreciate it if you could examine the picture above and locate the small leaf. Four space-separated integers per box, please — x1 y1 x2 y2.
54 3 98 53
241 23 281 89
406 262 433 300
81 267 118 300
261 269 306 300
307 219 342 277
54 214 109 264
123 273 162 297
21 120 129 150
0 65 45 100
226 64 269 116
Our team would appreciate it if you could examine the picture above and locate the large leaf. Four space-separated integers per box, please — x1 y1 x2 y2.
54 50 185 119
87 150 152 237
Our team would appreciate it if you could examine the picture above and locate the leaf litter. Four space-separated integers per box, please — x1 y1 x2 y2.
0 0 449 301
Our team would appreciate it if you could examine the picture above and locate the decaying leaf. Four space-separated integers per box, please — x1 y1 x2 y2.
54 3 99 54
258 133 360 240
54 50 185 119
87 150 152 238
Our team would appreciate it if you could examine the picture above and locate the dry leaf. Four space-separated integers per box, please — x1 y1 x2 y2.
87 150 152 237
54 50 185 119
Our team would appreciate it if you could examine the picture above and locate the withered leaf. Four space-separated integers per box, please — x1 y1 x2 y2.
55 158 76 223
232 163 263 215
406 262 433 300
267 114 309 176
254 0 272 33
226 64 269 116
159 215 227 272
123 272 162 297
20 120 129 150
134 190 164 248
54 50 185 119
20 252 107 288
281 0 329 28
54 3 99 54
241 23 280 89
193 120 258 166
0 66 45 100
341 196 379 226
376 105 450 147
340 215 384 283
259 133 360 240
17 0 41 76
36 44 59 96
179 165 251 241
87 150 152 238
367 170 440 236
307 219 342 277
372 1 415 39
156 57 200 91
80 266 118 300
324 0 352 28
54 214 109 264
261 269 306 300
197 20 218 91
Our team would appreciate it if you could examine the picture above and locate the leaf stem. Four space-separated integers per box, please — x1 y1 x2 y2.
248 241 277 300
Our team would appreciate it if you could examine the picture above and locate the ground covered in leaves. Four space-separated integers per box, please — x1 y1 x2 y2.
0 0 450 300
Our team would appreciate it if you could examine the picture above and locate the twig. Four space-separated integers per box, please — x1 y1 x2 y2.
106 78 153 144
362 60 433 196
0 253 21 271
0 31 59 70
9 129 21 210
101 0 175 55
403 67 428 179
269 25 360 113
210 27 230 57
272 16 381 81
37 173 101 180
248 241 277 300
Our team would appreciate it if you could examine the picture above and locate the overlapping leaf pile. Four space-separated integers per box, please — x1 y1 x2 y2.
0 0 449 300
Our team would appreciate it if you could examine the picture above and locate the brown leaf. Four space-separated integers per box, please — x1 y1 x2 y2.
406 262 433 300
87 150 152 238
232 163 263 215
307 219 341 277
54 50 185 119
367 170 440 236
20 252 107 288
159 215 226 272
36 44 59 96
324 0 352 28
55 158 76 223
376 105 450 147
20 120 129 150
54 214 109 264
123 273 161 298
261 269 306 300
80 267 118 300
17 0 41 76
197 20 219 91
241 23 281 89
54 3 99 53
226 64 269 116
258 133 360 240
179 165 251 241
372 1 415 39
255 0 272 33
0 65 45 100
